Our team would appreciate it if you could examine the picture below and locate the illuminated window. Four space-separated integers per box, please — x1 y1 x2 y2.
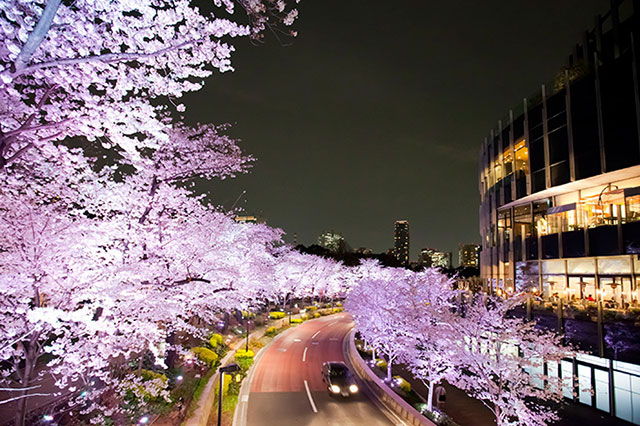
514 139 528 174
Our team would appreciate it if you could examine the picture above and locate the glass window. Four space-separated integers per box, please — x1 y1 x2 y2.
514 139 529 174
626 195 640 223
542 260 565 274
598 257 632 274
578 364 593 405
567 258 596 274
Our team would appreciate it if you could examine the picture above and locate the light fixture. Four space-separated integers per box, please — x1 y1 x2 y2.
349 384 359 393
330 385 341 393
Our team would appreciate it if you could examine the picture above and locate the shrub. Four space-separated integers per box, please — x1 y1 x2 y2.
318 309 330 316
335 302 342 307
393 376 411 393
265 326 278 336
313 312 321 318
304 306 317 311
332 307 344 313
269 311 286 319
235 349 255 360
235 349 255 372
376 359 387 371
192 347 219 366
290 318 303 324
209 333 224 348
249 338 264 350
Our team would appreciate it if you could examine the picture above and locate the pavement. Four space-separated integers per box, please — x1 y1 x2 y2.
235 314 400 426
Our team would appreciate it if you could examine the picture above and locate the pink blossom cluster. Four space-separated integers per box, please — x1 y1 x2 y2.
345 267 574 426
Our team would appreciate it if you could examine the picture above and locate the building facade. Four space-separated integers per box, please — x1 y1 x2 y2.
317 230 349 253
478 2 640 422
394 220 410 265
479 0 640 305
458 243 480 268
419 248 451 269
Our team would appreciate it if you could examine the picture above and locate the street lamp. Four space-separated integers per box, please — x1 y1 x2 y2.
217 363 240 426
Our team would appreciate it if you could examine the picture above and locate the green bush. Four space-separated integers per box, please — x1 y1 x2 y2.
192 347 219 366
235 349 255 360
209 333 224 348
235 349 255 372
332 307 344 313
393 376 411 393
218 372 232 396
335 302 342 307
304 306 317 311
269 311 286 319
376 359 387 371
290 318 303 324
265 326 278 336
313 312 321 318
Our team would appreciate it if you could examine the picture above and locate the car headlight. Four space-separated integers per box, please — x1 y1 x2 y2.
330 385 341 393
349 384 358 393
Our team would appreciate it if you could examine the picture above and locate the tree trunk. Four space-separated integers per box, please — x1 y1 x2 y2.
386 357 393 383
14 345 37 426
427 381 435 412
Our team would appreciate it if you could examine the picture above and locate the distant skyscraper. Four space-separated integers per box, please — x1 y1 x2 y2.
458 243 480 268
318 230 349 253
394 220 410 265
419 248 451 269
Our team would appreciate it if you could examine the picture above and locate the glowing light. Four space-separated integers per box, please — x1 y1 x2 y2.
43 415 54 422
176 375 183 381
330 385 340 393
139 416 150 424
349 384 359 393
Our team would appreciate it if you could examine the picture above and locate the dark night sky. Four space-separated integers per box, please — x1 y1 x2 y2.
183 0 609 263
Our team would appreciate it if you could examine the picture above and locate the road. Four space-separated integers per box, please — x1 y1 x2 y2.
237 314 400 426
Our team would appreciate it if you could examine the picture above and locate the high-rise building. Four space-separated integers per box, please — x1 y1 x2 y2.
393 220 410 265
458 243 480 268
317 230 349 253
419 248 451 269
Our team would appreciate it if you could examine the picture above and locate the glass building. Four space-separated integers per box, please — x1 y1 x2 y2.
478 2 640 421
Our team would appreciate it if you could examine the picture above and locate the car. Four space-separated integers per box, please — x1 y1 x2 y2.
321 361 359 397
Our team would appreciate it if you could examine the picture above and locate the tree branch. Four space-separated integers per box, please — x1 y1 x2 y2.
8 37 207 79
13 0 63 74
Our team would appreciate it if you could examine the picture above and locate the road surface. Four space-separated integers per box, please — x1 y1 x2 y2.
238 314 400 426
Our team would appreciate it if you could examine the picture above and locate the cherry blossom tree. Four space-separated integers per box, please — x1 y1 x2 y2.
394 269 461 412
451 294 573 426
0 0 301 168
0 123 279 423
346 268 412 383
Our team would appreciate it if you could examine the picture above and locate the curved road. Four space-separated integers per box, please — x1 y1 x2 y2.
236 314 399 426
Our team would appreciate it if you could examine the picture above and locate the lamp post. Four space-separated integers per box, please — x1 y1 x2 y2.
217 364 240 426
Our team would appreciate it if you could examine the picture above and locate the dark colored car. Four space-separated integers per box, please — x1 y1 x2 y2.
321 361 359 397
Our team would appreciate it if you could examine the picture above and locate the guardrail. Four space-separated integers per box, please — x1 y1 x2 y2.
345 330 435 426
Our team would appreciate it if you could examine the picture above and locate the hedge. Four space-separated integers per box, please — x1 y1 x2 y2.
332 307 344 313
290 318 303 324
192 347 219 366
209 333 224 348
269 311 286 319
376 359 388 371
304 306 317 311
235 349 255 360
265 326 278 336
313 312 321 318
393 376 411 393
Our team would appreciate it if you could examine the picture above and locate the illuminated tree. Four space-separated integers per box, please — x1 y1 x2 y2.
0 0 300 168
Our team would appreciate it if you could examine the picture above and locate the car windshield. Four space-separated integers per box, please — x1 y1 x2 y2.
329 365 348 378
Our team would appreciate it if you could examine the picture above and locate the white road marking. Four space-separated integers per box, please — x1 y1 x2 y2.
241 395 249 402
303 347 308 362
294 338 301 342
277 348 287 352
329 337 339 341
311 341 320 345
311 330 321 339
303 380 318 413
328 321 337 327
